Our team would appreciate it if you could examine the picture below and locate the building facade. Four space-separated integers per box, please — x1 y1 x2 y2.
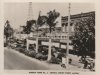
26 11 95 50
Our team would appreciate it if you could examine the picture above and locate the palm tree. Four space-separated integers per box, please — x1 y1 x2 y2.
23 20 36 34
4 20 13 45
46 10 60 61
35 11 48 53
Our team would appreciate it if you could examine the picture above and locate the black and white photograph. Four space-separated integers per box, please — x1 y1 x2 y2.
4 2 95 72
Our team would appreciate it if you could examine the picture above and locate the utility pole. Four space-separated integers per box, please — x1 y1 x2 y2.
36 11 41 53
36 24 39 53
66 3 71 69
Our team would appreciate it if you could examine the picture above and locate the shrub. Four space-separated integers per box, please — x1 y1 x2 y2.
4 43 7 47
35 53 43 60
28 51 37 58
41 55 48 60
57 53 66 60
69 58 72 64
24 50 30 55
49 56 61 64
19 48 25 53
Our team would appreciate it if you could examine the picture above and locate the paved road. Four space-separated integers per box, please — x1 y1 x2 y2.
4 48 50 70
4 47 92 71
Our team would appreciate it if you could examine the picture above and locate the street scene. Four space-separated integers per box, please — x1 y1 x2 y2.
4 2 95 71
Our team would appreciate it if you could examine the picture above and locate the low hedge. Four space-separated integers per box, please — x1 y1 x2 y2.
28 51 37 58
49 56 61 64
35 53 48 60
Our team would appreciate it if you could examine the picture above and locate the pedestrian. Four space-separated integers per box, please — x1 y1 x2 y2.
79 55 85 63
89 60 95 71
69 58 72 64
83 58 88 69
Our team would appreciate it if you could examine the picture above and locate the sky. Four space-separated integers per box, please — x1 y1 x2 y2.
4 3 95 29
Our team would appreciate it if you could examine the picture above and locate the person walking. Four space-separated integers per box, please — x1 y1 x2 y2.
83 57 88 69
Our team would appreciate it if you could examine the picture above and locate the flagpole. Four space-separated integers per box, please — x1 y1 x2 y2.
36 11 41 53
66 3 71 69
36 26 38 53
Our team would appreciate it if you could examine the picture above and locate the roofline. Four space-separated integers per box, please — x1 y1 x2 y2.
62 11 95 20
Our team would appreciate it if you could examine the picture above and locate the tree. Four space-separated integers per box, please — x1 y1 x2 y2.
72 12 95 58
36 10 60 60
23 20 36 34
37 11 48 27
46 10 60 61
34 11 48 53
22 20 36 51
46 10 60 33
4 20 13 44
24 11 47 52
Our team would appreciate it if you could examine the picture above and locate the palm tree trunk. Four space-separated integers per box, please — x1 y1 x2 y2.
36 37 38 53
6 36 8 46
26 39 29 50
47 28 52 61
47 36 52 61
26 33 29 50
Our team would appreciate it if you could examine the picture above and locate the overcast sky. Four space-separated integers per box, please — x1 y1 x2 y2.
4 3 95 29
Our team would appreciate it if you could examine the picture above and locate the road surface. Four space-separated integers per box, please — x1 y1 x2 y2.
4 48 50 70
4 47 92 71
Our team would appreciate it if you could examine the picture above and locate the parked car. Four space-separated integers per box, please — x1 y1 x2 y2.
38 45 48 54
10 42 17 49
